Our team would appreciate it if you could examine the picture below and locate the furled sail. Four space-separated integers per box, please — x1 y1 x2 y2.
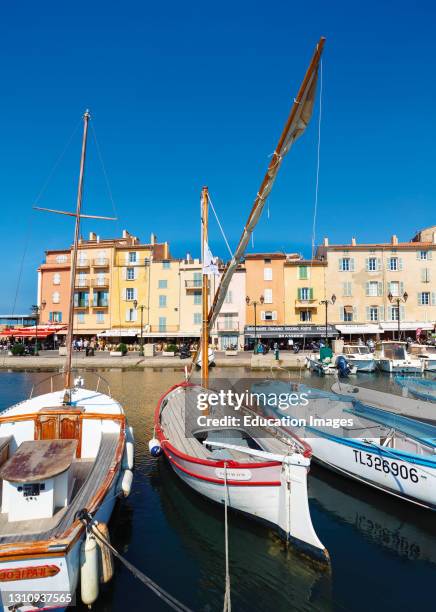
208 37 325 332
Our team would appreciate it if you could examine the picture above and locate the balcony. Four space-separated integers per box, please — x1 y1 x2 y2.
149 325 180 333
91 277 109 288
185 280 208 291
216 321 239 332
93 257 109 267
75 278 90 288
76 259 90 269
93 300 109 309
74 302 89 309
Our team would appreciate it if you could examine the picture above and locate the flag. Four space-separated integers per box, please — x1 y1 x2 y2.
203 242 219 276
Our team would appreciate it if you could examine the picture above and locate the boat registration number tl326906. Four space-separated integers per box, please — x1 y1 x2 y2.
352 450 419 483
215 468 252 481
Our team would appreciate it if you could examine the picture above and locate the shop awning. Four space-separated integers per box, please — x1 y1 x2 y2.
0 325 67 338
380 322 434 331
244 325 338 339
336 324 381 335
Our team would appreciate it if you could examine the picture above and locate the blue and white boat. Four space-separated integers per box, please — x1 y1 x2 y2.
395 375 436 402
339 344 376 372
253 380 436 510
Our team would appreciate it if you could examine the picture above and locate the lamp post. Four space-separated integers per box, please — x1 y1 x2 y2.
31 301 45 356
246 295 264 353
133 299 145 356
388 291 408 341
319 294 336 344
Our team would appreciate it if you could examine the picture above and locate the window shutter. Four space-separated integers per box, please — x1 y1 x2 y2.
272 311 277 321
379 306 384 321
365 282 369 296
122 267 126 280
134 288 138 300
309 288 314 300
378 281 383 296
132 308 138 322
416 251 420 260
365 258 369 271
338 259 343 271
125 308 130 322
421 269 426 282
417 292 421 305
339 306 344 321
342 282 347 296
399 258 403 270
427 269 431 282
432 292 436 306
377 258 382 271
123 288 127 301
353 306 357 321
386 259 390 270
297 288 302 300
428 251 433 260
350 258 355 271
260 311 266 321
134 268 138 280
400 305 405 321
125 252 130 263
366 306 370 320
399 282 404 295
136 251 140 263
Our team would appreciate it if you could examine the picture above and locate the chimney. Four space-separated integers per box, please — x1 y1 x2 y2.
150 233 157 245
96 235 100 243
323 237 329 246
391 234 398 245
122 229 130 239
186 252 192 263
351 237 357 246
89 231 97 240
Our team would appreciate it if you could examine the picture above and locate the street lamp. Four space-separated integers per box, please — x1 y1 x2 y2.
319 294 336 344
31 301 45 356
133 299 146 356
246 295 264 353
388 291 408 341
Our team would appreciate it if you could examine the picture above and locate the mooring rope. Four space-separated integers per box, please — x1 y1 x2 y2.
223 463 232 612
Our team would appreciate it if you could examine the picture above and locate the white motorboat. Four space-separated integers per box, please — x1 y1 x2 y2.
408 344 436 372
374 341 423 373
339 345 376 372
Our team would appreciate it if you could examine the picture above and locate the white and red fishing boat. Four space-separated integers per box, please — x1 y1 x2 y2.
0 111 134 611
153 38 329 566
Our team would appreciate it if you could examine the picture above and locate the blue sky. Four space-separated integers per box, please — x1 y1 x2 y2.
1 0 435 313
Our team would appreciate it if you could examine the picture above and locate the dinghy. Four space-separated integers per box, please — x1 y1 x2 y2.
253 380 436 510
153 38 329 565
395 376 436 402
0 111 134 610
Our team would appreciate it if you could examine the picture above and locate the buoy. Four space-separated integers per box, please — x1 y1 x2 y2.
80 533 99 606
117 468 133 497
122 426 135 470
148 437 162 457
95 523 114 584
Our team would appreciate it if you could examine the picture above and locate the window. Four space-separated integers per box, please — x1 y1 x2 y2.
158 279 168 289
94 291 108 307
343 306 354 322
298 266 308 280
421 268 431 283
126 308 137 322
193 291 201 305
419 250 428 260
162 261 171 269
52 291 60 304
368 306 378 321
262 311 276 321
264 258 271 263
159 295 167 308
390 306 400 321
224 290 233 304
388 281 401 297
367 257 377 271
300 310 312 322
53 273 61 285
74 291 89 307
298 287 313 301
342 282 352 297
419 292 430 305
389 257 398 271
339 257 354 271
264 288 273 304
126 267 135 280
49 311 62 323
128 252 137 263
96 312 105 323
55 254 67 264
265 311 273 321
76 313 85 323
264 268 272 281
193 272 202 287
193 312 202 325
159 316 167 331
366 281 380 297
126 288 135 301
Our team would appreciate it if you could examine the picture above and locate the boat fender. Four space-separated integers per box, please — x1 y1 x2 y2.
148 438 163 457
80 533 99 606
122 427 135 470
119 468 133 497
95 523 114 584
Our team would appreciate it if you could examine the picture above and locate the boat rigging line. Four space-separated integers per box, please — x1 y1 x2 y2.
78 510 194 612
223 463 232 612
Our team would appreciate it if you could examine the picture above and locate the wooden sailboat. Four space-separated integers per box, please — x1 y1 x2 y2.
154 39 330 565
0 111 134 610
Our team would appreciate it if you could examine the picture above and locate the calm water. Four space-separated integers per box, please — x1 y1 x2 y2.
0 368 435 612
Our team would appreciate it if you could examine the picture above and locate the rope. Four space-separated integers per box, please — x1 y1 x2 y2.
207 193 233 259
78 512 193 612
310 58 323 262
223 464 231 612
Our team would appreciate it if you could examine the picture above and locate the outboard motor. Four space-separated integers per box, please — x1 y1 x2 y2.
336 355 351 378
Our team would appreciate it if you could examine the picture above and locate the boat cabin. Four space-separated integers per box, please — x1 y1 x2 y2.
343 345 371 356
375 342 408 360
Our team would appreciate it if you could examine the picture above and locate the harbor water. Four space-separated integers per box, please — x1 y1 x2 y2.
0 368 435 612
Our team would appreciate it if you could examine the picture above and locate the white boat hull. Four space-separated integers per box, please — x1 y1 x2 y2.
376 358 422 373
344 357 376 372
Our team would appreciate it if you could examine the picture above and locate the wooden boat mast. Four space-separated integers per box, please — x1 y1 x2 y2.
201 186 209 387
63 110 90 401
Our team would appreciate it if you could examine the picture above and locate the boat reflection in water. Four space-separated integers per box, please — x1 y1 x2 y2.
310 464 436 565
154 459 333 612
